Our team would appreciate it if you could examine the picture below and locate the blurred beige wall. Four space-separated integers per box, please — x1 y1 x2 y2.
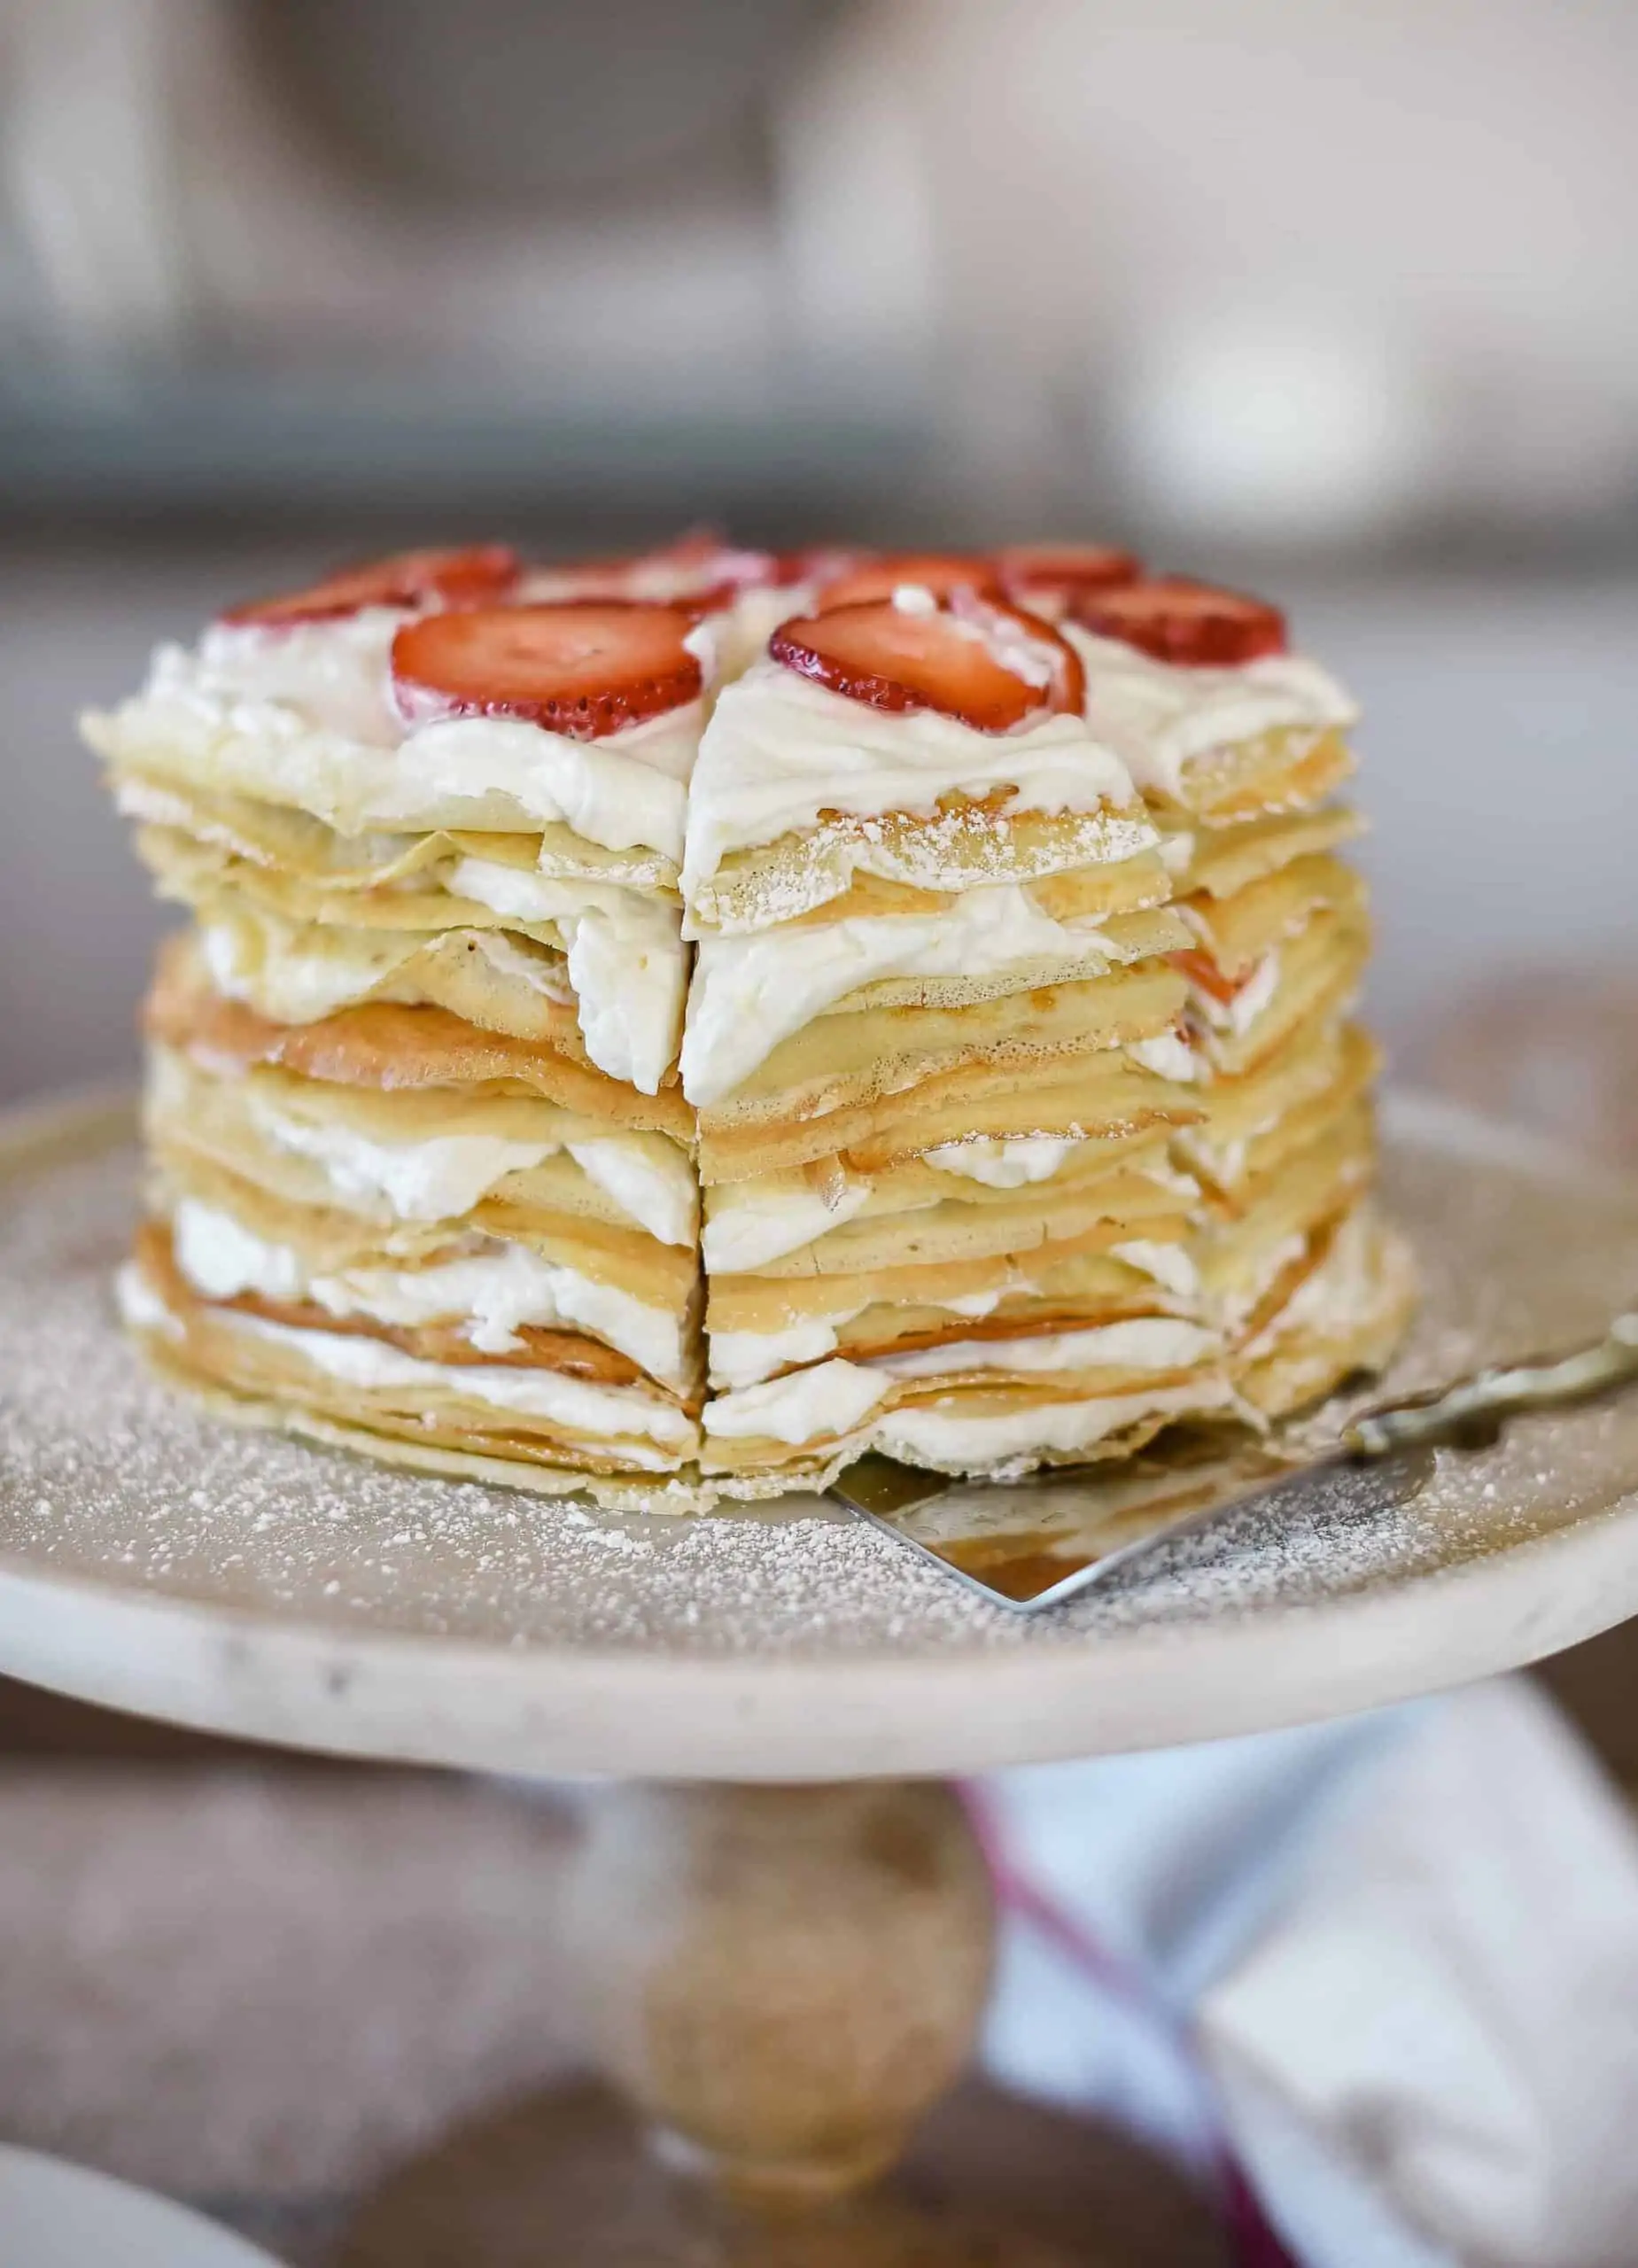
4 0 1636 546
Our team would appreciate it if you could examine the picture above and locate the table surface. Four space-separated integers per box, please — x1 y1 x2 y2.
2 1090 1636 1781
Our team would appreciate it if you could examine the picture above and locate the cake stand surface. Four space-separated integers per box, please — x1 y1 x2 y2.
4 1091 1638 2266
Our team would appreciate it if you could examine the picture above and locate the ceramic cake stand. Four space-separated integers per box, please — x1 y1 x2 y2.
3 1093 1638 2266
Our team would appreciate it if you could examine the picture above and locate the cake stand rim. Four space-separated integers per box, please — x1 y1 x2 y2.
1 1085 1634 1780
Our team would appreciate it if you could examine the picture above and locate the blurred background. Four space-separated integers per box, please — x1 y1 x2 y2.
1 0 1635 1125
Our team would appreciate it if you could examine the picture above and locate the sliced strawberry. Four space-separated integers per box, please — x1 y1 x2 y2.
995 541 1142 612
770 591 1083 732
392 603 702 739
1068 578 1286 666
769 542 869 589
222 544 519 628
1168 948 1242 1007
811 551 1004 614
525 530 775 613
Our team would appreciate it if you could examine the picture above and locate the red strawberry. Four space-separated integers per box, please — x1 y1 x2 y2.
392 603 702 739
995 542 1142 614
525 530 775 614
769 543 870 588
811 551 1004 614
1069 578 1287 666
769 591 1084 733
222 544 518 628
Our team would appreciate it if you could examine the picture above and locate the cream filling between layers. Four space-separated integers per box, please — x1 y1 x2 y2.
868 1317 1219 1381
92 611 695 858
701 1182 872 1274
1128 1031 1198 1082
202 913 566 1014
710 1316 853 1391
1111 1240 1202 1299
219 1312 694 1461
244 1091 695 1245
702 1147 1201 1278
202 891 685 1099
703 1360 890 1444
682 660 1147 892
710 1309 1215 1393
1187 952 1282 1039
1243 1207 1383 1355
682 882 1160 1106
1215 1235 1312 1333
1065 630 1358 803
170 1200 689 1382
703 1355 1237 1452
449 860 686 1094
875 1378 1238 1467
923 1134 1084 1188
119 1259 693 1460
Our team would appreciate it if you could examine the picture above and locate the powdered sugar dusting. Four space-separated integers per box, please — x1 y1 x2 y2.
2 1105 1637 1664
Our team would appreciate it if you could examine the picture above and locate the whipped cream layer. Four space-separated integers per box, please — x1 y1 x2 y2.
924 1133 1087 1189
1065 630 1357 802
219 1310 693 1461
874 1376 1238 1468
709 1315 855 1390
171 1199 689 1384
707 1277 1033 1386
700 1139 1199 1277
701 1179 872 1274
682 660 1145 893
244 1088 696 1245
460 867 687 1098
703 1354 1237 1454
1215 1234 1311 1333
200 869 685 1094
870 1316 1220 1381
682 882 1164 1107
707 1306 1211 1393
1111 1239 1201 1299
119 1260 692 1460
1184 952 1281 1041
87 611 697 859
702 1358 889 1445
1244 1204 1384 1353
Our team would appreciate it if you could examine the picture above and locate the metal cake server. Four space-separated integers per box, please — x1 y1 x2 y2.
829 1309 1638 1612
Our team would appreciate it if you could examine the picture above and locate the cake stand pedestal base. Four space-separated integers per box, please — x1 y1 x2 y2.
334 1782 1205 2267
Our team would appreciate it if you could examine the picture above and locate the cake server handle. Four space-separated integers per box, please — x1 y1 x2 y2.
1343 1312 1638 1459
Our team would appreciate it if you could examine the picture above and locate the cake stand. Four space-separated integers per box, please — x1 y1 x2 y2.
4 1091 1638 2266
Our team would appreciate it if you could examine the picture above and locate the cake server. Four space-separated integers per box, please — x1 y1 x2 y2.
829 1310 1638 1612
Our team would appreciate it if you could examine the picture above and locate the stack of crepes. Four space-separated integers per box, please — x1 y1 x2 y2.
84 537 1414 1507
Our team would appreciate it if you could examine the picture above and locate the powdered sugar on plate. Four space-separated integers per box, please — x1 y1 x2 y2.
2 1100 1637 1664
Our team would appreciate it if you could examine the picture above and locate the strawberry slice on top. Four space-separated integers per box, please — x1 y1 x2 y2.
1067 577 1287 667
525 530 775 617
810 551 1004 614
392 603 703 740
769 542 869 588
222 544 519 629
769 590 1084 733
995 541 1142 615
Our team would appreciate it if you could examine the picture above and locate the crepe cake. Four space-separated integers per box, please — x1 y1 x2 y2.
89 545 722 1507
683 568 1243 1489
87 538 1412 1507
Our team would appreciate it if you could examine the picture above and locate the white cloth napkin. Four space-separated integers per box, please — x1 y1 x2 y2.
976 1677 1638 2268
